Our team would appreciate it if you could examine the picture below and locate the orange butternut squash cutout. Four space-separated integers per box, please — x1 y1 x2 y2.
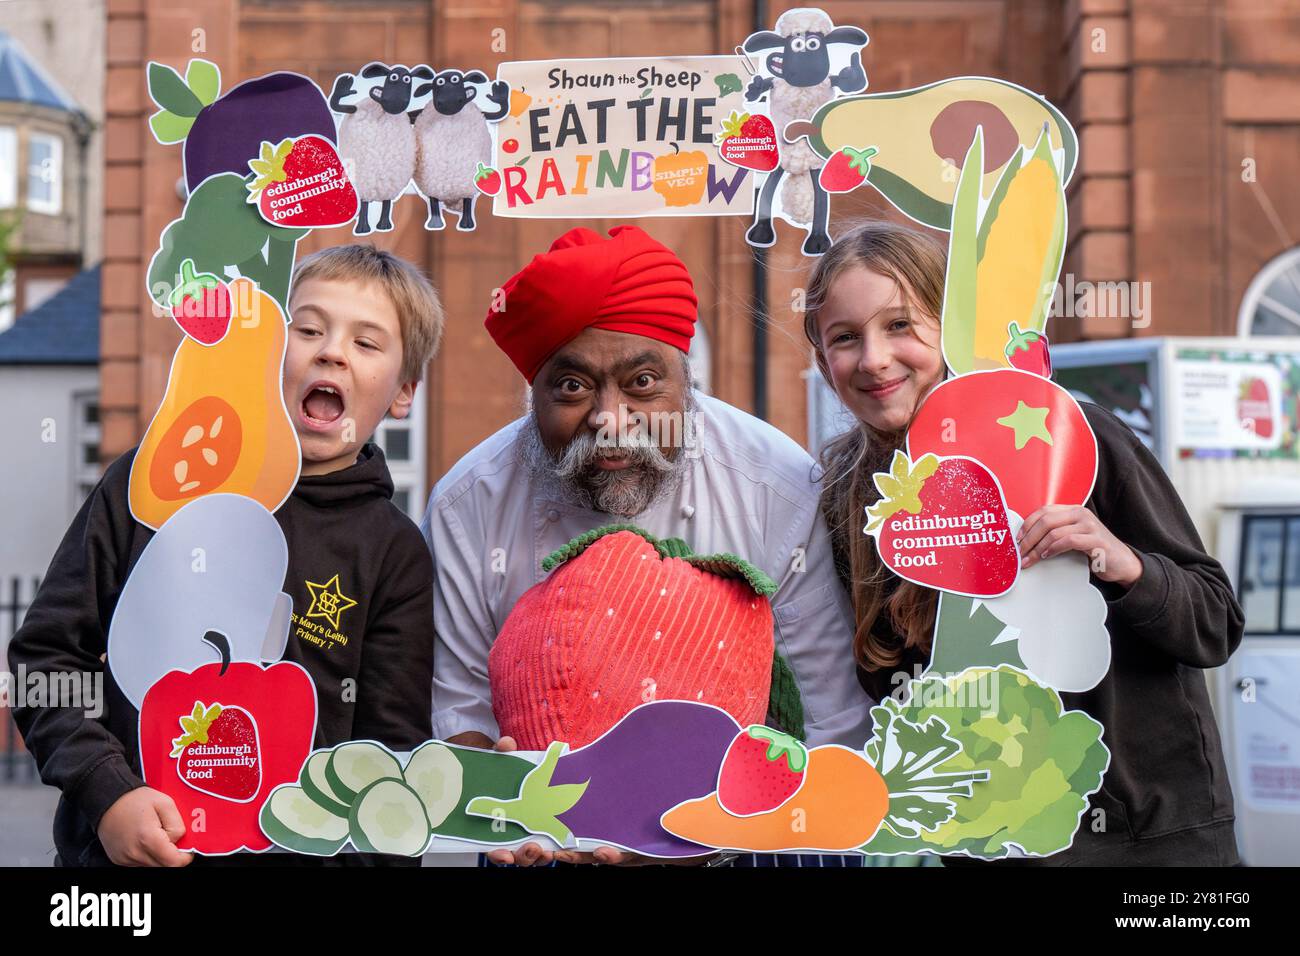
130 278 300 529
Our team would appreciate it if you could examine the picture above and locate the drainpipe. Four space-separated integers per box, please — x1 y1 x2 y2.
751 0 768 422
70 109 91 269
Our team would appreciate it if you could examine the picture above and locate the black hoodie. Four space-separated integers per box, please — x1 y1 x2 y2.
7 443 434 866
840 403 1244 866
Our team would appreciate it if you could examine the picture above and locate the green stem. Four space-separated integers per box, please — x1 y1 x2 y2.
263 236 298 314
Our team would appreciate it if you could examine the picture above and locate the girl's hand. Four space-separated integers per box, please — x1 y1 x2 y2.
1017 505 1143 587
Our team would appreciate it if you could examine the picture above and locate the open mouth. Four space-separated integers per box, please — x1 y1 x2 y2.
300 382 345 429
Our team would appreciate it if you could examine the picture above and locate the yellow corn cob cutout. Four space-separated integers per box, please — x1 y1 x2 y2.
941 126 1066 375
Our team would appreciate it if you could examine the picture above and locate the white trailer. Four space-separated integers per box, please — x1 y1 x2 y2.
1052 336 1300 866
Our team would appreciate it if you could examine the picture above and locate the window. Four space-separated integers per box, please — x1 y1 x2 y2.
27 132 63 215
805 357 857 456
1238 246 1300 336
0 269 13 333
21 276 67 313
689 318 711 394
0 126 15 208
1239 515 1300 635
72 391 100 510
370 396 425 522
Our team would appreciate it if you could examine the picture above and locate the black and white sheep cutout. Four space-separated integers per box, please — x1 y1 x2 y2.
741 7 868 256
329 63 509 236
330 63 433 236
412 69 511 232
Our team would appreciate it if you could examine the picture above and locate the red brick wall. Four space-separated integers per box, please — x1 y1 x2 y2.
102 0 1300 485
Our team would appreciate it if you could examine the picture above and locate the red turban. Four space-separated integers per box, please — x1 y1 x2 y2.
486 225 698 382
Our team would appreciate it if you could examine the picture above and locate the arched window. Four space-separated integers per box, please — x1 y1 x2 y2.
1239 246 1300 337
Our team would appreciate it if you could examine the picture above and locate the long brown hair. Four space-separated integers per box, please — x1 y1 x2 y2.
804 220 947 672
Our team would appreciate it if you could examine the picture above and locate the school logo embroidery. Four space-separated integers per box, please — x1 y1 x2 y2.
304 573 357 630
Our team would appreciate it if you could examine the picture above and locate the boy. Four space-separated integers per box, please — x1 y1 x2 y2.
8 245 444 866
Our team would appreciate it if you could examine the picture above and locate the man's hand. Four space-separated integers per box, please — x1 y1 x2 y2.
447 733 716 867
456 735 559 868
97 787 193 867
553 848 716 867
1017 505 1143 586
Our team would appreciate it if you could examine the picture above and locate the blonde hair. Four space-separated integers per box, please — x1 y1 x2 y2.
803 220 947 673
290 244 445 383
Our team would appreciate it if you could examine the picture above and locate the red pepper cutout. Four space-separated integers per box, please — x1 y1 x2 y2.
139 631 317 854
1003 321 1052 377
907 369 1098 520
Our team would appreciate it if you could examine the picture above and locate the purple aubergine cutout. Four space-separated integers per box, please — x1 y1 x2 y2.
185 72 337 193
551 700 742 858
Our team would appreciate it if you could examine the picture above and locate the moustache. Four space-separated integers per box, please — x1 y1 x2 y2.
552 428 675 480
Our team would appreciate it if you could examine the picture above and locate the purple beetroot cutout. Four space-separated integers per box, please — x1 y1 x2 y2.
184 72 336 193
552 700 741 858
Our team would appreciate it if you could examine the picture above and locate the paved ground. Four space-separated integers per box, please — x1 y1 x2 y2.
0 781 60 866
0 779 480 866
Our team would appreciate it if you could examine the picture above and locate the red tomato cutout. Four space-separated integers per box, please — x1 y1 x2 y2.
906 369 1098 519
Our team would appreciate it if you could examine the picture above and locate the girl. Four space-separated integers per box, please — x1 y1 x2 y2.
805 220 1244 866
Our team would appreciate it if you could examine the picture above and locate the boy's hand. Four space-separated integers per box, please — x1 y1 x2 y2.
97 788 194 867
1017 505 1143 586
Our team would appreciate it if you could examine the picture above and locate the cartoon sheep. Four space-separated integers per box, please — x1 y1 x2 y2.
412 69 511 231
330 63 433 235
742 8 868 255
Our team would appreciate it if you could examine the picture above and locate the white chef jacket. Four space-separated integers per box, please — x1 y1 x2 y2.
419 390 874 749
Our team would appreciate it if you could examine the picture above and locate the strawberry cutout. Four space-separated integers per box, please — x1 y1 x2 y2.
716 110 779 172
245 135 359 228
819 146 877 193
171 699 262 802
865 451 1019 598
1004 322 1052 377
717 725 808 816
474 162 502 196
168 258 231 345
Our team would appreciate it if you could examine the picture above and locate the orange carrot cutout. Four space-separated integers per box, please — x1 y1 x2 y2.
660 711 987 852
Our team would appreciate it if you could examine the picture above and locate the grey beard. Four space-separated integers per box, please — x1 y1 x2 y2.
517 403 693 519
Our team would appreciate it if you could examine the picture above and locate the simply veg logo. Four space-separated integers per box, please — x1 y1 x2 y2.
49 887 151 936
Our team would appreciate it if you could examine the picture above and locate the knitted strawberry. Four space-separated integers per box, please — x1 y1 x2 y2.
489 526 804 750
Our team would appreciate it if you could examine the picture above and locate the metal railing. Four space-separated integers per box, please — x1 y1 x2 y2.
2 575 42 783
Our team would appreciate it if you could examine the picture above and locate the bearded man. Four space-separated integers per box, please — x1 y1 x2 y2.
420 226 871 862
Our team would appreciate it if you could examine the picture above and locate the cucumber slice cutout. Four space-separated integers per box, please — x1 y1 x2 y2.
261 785 350 855
325 741 403 802
348 779 431 856
403 742 463 828
300 750 350 816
